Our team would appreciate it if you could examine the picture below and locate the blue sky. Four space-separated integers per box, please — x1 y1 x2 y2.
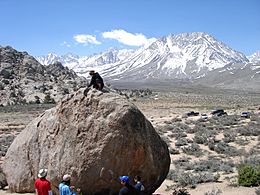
0 0 259 56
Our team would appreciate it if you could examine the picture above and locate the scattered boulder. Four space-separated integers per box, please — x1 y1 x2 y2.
2 88 170 194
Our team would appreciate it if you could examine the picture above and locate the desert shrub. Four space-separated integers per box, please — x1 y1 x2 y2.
237 125 260 136
207 139 217 151
169 147 180 155
176 123 191 132
182 143 203 157
160 135 171 146
223 130 237 143
9 91 16 97
193 130 216 145
248 148 260 156
204 188 222 195
219 115 240 126
178 172 219 187
39 84 48 93
2 79 10 85
192 159 234 173
172 188 191 195
175 132 188 139
175 138 188 147
172 157 192 170
175 172 197 187
209 115 239 127
43 94 55 104
241 155 260 167
237 164 260 187
213 141 244 156
235 137 250 146
17 90 25 97
165 124 175 131
168 168 220 188
171 118 182 123
219 163 235 174
156 126 169 134
164 121 173 125
192 123 207 131
193 133 208 144
167 169 179 181
255 188 260 195
0 83 4 90
250 114 260 122
186 127 196 134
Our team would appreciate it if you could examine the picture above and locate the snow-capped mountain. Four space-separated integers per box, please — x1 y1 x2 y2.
248 51 260 63
36 32 249 81
36 48 134 72
36 53 80 69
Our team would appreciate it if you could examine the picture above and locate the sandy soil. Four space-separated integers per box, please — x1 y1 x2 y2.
155 180 258 195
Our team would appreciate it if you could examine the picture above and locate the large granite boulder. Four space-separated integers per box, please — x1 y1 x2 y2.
2 88 170 194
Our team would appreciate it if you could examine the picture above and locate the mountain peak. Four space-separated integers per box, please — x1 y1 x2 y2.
35 31 249 80
248 51 260 63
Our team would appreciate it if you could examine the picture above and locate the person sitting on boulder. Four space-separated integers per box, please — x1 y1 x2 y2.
88 70 104 90
34 169 52 195
119 176 139 195
59 174 74 195
134 175 145 194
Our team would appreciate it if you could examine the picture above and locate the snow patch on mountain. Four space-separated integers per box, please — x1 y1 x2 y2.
248 51 260 63
36 32 249 80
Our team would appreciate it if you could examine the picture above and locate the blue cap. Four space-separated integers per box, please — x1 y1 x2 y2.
119 176 129 183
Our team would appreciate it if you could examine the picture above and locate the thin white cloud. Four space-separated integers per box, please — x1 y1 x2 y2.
60 41 71 47
73 34 101 45
102 29 156 46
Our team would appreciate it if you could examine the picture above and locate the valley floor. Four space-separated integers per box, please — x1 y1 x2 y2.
1 87 260 195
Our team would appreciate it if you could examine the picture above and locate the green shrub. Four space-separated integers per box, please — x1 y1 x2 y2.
237 164 260 187
44 94 55 104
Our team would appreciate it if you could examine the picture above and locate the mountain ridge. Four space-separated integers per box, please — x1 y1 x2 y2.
36 32 250 81
0 46 87 106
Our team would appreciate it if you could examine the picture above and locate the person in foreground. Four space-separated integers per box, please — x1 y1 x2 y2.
134 175 145 194
119 175 139 195
88 70 104 90
34 169 52 195
59 174 73 195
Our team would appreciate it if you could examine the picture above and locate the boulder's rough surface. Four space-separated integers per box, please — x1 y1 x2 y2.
2 89 170 194
0 167 7 189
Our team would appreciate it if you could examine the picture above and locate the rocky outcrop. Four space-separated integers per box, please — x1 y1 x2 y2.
0 46 87 106
2 88 170 194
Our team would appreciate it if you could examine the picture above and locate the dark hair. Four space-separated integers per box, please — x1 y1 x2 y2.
134 175 141 181
63 180 70 186
89 70 95 75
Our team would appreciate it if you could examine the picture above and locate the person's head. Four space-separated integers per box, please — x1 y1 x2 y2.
89 70 95 76
38 169 47 178
62 174 71 185
134 175 141 182
119 176 129 186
